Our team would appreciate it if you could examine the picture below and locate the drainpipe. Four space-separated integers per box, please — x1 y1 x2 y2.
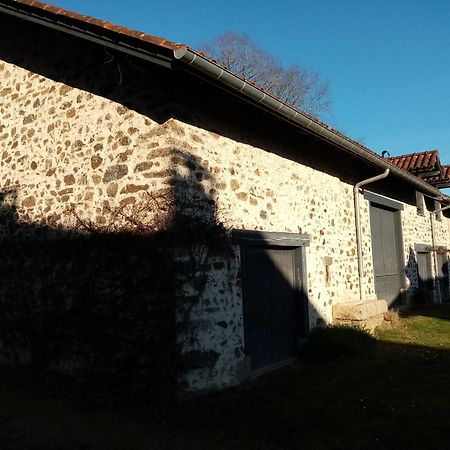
354 169 390 301
430 203 450 304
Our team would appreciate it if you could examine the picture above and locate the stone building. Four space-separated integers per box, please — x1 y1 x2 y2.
0 0 449 392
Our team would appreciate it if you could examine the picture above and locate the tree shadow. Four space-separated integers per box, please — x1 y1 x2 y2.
168 151 321 387
0 140 324 404
0 192 180 405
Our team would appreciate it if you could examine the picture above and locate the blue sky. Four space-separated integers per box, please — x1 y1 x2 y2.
53 0 450 162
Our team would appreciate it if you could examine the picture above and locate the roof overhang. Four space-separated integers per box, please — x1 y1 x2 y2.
433 181 450 189
0 0 179 68
418 170 441 178
2 0 449 203
174 47 449 201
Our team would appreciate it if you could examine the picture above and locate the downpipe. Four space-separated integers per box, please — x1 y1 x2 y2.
354 169 390 300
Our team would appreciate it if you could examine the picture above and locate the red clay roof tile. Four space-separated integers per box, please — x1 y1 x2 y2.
387 150 441 173
386 151 450 187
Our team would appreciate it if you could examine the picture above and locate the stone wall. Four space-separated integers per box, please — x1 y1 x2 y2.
169 120 364 389
0 61 178 226
153 120 450 390
401 200 449 300
1 14 449 392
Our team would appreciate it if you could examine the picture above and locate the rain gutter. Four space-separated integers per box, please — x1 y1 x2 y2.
173 48 448 201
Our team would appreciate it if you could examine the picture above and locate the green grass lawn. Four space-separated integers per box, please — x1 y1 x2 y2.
1 305 450 450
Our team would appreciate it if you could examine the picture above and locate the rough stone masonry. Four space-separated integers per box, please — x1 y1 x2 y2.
0 14 449 391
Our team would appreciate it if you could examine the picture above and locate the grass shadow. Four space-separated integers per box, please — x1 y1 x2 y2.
1 307 450 449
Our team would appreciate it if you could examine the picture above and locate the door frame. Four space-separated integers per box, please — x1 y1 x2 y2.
232 230 310 372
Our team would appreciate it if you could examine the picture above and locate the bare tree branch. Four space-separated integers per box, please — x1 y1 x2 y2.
201 31 332 117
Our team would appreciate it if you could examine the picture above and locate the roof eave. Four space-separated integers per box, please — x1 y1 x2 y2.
3 1 449 202
0 0 180 68
432 181 450 189
174 48 449 201
418 169 442 178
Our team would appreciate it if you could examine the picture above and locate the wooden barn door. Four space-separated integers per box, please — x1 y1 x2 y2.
236 231 309 373
369 203 404 307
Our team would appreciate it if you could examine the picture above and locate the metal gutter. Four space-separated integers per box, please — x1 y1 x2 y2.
173 47 449 201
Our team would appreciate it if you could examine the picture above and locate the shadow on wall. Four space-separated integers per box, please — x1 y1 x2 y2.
168 151 321 382
0 188 181 404
0 149 321 401
0 152 224 403
0 14 324 394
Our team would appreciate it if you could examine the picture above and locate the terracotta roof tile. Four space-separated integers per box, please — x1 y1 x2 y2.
387 150 441 174
386 151 450 187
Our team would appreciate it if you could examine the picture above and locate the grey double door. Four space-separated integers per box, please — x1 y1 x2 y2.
369 203 403 307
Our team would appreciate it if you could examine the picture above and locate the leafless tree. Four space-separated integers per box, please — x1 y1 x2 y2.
201 31 332 117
